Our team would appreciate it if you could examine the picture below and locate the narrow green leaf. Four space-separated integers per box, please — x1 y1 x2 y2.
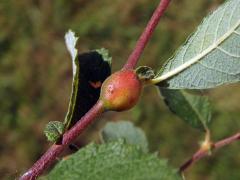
44 140 181 180
160 89 211 130
101 121 148 152
44 121 64 142
154 0 240 89
63 30 80 130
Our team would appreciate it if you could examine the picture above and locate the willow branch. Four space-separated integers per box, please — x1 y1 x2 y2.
179 132 240 173
20 101 104 180
20 1 172 179
123 0 171 70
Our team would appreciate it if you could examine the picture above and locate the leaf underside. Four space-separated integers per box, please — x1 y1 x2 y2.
101 121 148 152
44 140 181 180
160 89 211 131
156 0 240 89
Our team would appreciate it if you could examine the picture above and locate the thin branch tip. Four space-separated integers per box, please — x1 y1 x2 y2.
180 132 240 173
123 0 171 69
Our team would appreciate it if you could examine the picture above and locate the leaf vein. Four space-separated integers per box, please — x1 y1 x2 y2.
153 17 240 83
199 61 237 76
217 47 240 58
234 30 240 35
215 2 229 42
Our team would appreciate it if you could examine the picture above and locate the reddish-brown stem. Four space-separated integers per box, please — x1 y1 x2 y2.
20 1 172 179
20 101 104 180
179 132 240 173
123 0 171 70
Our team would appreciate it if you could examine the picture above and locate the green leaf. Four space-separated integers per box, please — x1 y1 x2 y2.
63 30 80 130
153 0 240 89
101 121 148 152
44 140 181 180
44 121 64 142
160 89 211 130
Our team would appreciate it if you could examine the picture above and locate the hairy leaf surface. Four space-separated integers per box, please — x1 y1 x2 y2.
45 140 181 180
154 0 240 89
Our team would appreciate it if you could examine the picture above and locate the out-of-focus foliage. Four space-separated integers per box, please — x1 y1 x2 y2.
0 0 239 179
101 121 148 152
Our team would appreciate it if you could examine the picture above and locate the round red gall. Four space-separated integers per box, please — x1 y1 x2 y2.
100 69 142 111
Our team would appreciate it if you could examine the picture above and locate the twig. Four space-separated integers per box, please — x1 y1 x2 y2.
123 0 171 70
20 101 104 180
19 1 172 179
179 132 240 173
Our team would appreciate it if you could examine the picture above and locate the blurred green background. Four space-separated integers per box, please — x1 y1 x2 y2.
0 0 240 179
